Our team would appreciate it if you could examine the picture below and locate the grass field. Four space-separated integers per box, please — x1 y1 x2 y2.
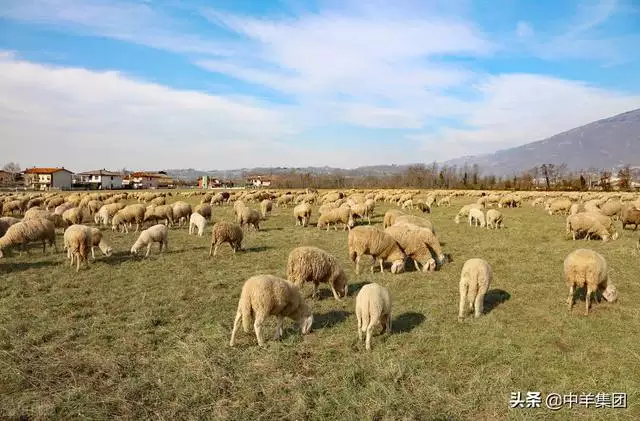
1 195 639 420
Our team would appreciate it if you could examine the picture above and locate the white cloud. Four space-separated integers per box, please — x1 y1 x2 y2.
516 21 534 39
0 54 300 170
411 73 640 161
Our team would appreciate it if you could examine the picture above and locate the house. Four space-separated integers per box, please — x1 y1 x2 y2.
0 170 12 185
247 175 272 188
197 176 224 189
126 171 174 189
23 167 73 190
76 169 123 190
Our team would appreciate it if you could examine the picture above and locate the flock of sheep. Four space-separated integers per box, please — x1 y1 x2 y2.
1 187 636 350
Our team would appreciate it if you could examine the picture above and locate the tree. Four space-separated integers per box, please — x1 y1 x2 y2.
617 165 632 191
600 170 612 191
3 162 21 181
579 175 587 191
462 172 468 186
540 164 557 190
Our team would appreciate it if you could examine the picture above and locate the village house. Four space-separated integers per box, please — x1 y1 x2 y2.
124 171 174 189
76 169 123 190
246 175 272 188
0 170 12 185
23 167 74 190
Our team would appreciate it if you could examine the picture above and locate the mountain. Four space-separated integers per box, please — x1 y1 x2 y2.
445 108 640 176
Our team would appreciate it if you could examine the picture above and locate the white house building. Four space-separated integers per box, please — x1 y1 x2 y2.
77 169 123 189
23 167 73 190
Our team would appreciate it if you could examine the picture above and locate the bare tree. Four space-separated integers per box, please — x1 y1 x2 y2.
617 165 632 191
3 162 21 181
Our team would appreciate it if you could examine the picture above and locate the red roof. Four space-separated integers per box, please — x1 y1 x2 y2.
24 167 73 174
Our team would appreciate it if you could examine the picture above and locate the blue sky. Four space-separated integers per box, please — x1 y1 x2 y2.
1 0 639 171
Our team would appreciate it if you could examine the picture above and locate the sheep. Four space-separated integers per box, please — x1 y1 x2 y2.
393 214 435 233
236 206 261 231
0 216 21 237
293 203 312 227
385 223 448 272
172 201 193 227
23 208 65 228
94 203 125 226
63 224 92 271
229 274 313 347
401 199 414 210
62 205 89 226
355 283 392 351
454 204 482 224
89 227 112 259
486 209 504 229
210 193 225 206
149 196 166 206
193 203 212 222
0 218 57 258
2 199 25 215
209 221 244 256
286 246 348 301
317 207 355 231
566 212 618 242
350 203 372 224
415 201 431 213
144 204 174 227
458 259 492 320
564 249 617 315
547 199 572 216
260 199 273 218
620 206 640 230
276 195 293 208
383 209 405 229
87 200 104 215
468 207 486 227
348 226 406 275
189 212 207 236
131 224 169 257
111 204 146 233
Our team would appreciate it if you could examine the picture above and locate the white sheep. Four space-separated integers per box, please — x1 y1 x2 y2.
63 224 92 271
209 221 244 256
458 258 492 320
0 218 57 258
0 216 21 237
293 203 312 227
468 207 486 227
188 212 207 236
229 274 313 347
172 201 193 228
131 224 169 257
286 246 348 300
564 249 617 315
89 227 112 259
485 209 504 229
348 226 406 274
355 283 392 350
317 207 355 231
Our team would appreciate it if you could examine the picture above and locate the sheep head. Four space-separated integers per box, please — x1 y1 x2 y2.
602 284 618 303
390 260 405 274
297 303 314 335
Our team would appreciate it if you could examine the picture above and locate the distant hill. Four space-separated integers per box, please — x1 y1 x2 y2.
444 108 640 176
165 108 640 181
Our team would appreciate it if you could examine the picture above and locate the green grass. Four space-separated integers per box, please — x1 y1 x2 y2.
1 195 640 420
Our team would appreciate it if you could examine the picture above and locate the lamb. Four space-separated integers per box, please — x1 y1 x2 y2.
111 204 146 233
229 274 313 347
236 206 261 231
468 207 486 227
189 212 207 236
620 206 640 230
144 204 174 227
485 209 504 229
172 201 193 227
317 207 355 231
564 249 618 315
293 203 312 227
88 227 112 259
385 223 448 271
348 226 406 275
209 221 244 256
0 218 57 258
130 224 169 257
63 224 92 271
458 258 492 320
260 199 273 218
194 203 212 221
0 216 21 237
286 246 348 301
355 283 392 351
455 204 482 224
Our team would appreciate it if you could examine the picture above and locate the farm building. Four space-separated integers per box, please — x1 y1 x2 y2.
247 175 272 187
23 167 73 190
124 171 174 189
76 169 123 189
0 170 12 185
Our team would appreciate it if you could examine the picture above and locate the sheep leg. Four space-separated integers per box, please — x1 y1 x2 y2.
91 247 96 261
356 310 363 341
584 286 593 316
414 260 421 272
379 259 384 273
208 243 214 257
365 321 375 350
330 283 341 301
566 285 575 310
458 284 467 320
273 316 283 341
355 256 361 275
254 315 266 347
145 243 152 258
474 292 484 318
76 254 81 272
312 283 319 300
229 310 242 346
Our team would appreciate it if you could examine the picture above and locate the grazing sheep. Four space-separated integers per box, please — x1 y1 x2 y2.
194 203 212 221
458 259 492 320
383 209 405 229
0 218 57 258
63 224 92 271
547 199 572 216
209 221 244 256
89 227 112 259
355 283 392 351
393 214 435 233
564 249 617 315
415 201 431 213
385 223 448 272
172 201 193 227
454 204 482 224
144 204 174 227
260 199 273 218
87 200 104 215
350 203 372 224
286 246 348 300
189 212 207 236
486 209 504 229
566 213 617 242
0 216 21 237
62 205 89 226
236 206 261 231
23 208 65 228
293 203 312 227
210 193 225 206
112 204 145 233
317 207 355 231
468 207 486 227
149 196 166 206
348 226 406 275
95 203 126 226
229 274 313 347
620 206 640 230
131 224 169 257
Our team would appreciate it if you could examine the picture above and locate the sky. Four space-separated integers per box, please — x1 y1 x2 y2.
1 0 639 172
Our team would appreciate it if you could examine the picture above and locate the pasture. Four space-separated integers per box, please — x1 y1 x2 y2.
1 192 639 420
